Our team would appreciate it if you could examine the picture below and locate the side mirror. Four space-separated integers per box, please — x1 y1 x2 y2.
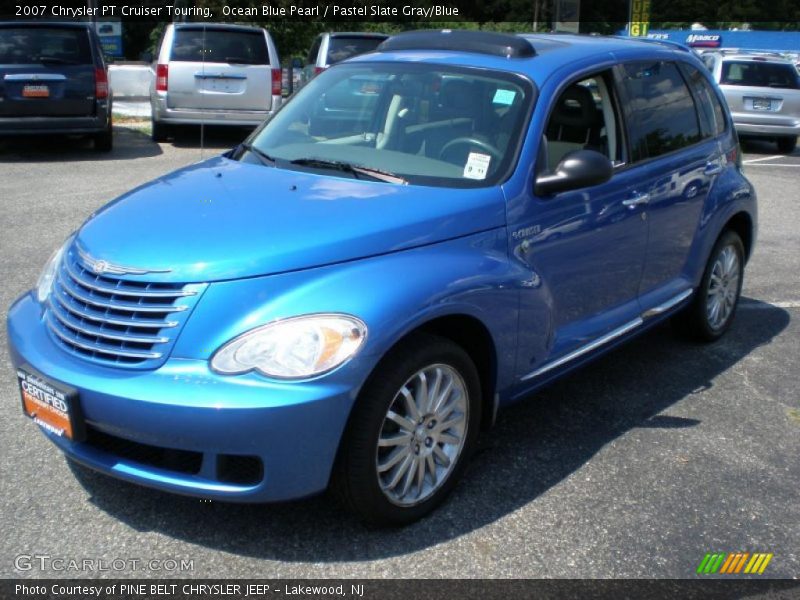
535 149 613 196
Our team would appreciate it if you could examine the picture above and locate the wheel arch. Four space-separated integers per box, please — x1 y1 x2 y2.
723 211 754 262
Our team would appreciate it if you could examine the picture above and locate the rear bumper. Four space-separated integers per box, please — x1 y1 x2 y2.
0 103 110 135
151 95 279 127
732 113 800 138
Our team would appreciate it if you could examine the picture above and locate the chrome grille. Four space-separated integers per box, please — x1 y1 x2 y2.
45 250 205 369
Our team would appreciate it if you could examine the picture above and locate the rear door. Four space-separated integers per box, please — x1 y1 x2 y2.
0 25 96 117
166 26 272 112
616 60 718 306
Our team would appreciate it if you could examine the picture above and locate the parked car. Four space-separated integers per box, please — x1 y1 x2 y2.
302 32 388 85
8 30 757 526
0 21 112 151
149 23 281 142
703 50 800 153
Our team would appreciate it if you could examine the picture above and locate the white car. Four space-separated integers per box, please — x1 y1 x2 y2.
703 51 800 153
149 23 281 141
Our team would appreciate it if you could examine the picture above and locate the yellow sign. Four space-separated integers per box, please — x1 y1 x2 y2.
629 0 651 37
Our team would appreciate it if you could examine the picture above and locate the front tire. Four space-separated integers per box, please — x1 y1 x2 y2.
674 230 745 342
333 333 482 527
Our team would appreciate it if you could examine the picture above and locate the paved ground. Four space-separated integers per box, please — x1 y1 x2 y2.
0 130 798 579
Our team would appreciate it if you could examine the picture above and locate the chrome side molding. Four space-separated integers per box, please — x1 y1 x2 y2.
641 288 693 318
521 288 693 382
521 317 643 381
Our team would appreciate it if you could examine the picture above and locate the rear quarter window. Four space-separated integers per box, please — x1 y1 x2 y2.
170 28 268 65
683 64 727 137
0 27 92 65
621 61 703 161
720 60 800 89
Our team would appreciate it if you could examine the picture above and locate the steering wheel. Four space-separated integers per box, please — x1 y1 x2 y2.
439 136 502 164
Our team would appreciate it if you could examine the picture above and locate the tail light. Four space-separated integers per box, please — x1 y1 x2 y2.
271 68 281 96
156 64 168 92
94 67 109 99
314 66 325 76
727 145 742 170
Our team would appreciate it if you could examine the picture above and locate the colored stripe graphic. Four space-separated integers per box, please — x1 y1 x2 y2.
698 552 773 575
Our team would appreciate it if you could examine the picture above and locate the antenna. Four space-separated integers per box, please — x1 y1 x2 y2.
200 24 206 160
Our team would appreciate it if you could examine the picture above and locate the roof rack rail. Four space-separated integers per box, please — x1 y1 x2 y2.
377 29 536 59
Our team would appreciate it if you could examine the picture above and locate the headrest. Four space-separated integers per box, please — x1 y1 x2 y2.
552 85 598 127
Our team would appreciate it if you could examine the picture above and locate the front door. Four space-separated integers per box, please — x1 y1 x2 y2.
512 72 648 382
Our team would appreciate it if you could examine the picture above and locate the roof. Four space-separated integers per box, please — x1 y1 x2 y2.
326 32 389 39
353 31 695 86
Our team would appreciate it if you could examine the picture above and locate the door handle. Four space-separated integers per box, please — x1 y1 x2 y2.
622 192 650 209
704 161 723 176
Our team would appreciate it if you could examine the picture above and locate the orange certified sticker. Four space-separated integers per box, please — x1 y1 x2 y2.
19 371 74 439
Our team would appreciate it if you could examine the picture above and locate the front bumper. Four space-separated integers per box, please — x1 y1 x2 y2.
7 292 355 502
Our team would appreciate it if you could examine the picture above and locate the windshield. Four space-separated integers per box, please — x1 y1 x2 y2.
0 27 92 65
245 62 533 187
720 60 800 89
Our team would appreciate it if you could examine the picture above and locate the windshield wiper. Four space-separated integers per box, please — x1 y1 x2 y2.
289 158 407 185
239 142 276 166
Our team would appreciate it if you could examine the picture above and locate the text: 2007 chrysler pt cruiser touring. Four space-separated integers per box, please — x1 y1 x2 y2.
7 31 757 526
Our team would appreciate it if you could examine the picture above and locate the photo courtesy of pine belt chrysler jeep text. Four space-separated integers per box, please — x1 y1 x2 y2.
7 30 757 526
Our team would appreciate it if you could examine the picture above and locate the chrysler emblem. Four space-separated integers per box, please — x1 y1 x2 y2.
76 245 171 276
92 260 109 274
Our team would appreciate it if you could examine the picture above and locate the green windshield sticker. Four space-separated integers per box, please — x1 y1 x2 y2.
493 89 516 105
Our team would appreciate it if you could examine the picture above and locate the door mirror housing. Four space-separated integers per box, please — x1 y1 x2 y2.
535 149 613 196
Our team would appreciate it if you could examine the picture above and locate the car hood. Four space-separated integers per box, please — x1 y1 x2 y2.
74 156 506 283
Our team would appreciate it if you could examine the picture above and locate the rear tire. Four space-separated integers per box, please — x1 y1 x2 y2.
776 136 797 154
333 333 482 527
151 118 169 143
93 120 113 152
673 230 744 343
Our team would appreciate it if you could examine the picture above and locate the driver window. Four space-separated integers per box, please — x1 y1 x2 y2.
543 73 623 172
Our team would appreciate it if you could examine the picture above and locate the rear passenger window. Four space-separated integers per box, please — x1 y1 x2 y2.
683 64 726 137
621 61 702 160
171 28 268 65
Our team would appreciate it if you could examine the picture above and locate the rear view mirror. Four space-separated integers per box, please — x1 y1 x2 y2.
535 149 613 196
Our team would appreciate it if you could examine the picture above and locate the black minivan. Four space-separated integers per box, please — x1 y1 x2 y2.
0 22 113 151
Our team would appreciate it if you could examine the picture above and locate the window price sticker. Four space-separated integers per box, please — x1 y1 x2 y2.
464 152 491 180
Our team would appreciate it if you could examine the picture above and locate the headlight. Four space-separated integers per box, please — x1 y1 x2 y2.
36 237 71 303
210 314 367 379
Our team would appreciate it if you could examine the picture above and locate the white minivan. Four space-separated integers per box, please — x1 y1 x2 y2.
150 23 281 141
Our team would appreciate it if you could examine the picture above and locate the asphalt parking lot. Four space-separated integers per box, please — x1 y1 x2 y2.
0 129 798 579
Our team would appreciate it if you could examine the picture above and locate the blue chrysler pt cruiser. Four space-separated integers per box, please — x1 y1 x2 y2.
7 31 757 526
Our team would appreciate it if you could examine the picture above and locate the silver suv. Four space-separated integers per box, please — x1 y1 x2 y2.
703 51 800 153
149 23 281 142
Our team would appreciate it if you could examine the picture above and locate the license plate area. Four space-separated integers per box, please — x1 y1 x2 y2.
22 84 50 98
751 98 772 111
18 366 84 441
